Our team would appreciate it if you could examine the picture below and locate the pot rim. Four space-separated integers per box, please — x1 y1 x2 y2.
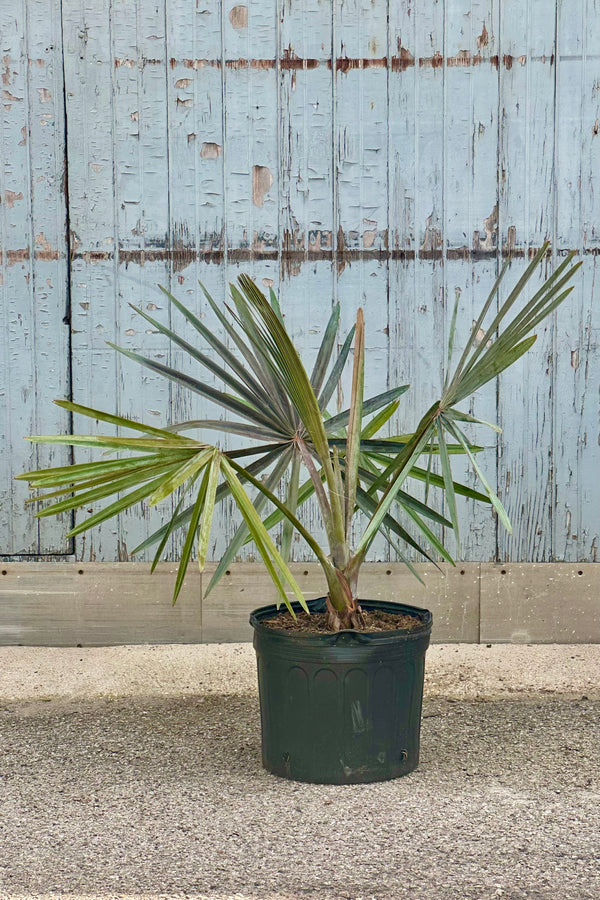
250 596 432 647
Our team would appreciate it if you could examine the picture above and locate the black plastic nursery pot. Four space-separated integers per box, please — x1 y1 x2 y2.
250 597 433 784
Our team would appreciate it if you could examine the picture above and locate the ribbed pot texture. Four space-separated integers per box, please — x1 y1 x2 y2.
250 597 433 784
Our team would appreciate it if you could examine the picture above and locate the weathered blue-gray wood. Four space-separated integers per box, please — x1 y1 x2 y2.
0 0 70 555
442 0 500 562
1 0 598 566
389 1 448 561
497 0 557 562
553 0 600 563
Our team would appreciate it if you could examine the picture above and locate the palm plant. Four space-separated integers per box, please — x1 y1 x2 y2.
19 243 580 630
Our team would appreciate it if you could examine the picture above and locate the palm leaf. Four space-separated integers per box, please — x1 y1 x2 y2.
355 487 438 565
18 452 188 488
220 458 310 615
151 493 186 573
237 275 346 547
325 386 409 434
131 448 284 556
318 324 355 411
344 308 365 537
225 457 332 571
204 447 293 597
26 433 204 452
161 283 276 412
310 303 340 396
281 451 301 565
361 399 401 440
443 417 512 533
197 452 221 570
172 466 210 604
64 471 182 539
32 456 187 518
147 448 215 506
129 302 282 417
107 342 283 434
165 419 285 441
53 399 193 440
435 420 461 555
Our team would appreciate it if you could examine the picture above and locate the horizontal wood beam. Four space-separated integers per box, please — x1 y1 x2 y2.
0 562 597 647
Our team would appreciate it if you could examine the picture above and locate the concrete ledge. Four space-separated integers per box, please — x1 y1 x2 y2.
0 561 598 645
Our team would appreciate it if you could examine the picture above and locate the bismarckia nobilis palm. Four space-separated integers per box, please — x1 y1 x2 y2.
19 243 580 630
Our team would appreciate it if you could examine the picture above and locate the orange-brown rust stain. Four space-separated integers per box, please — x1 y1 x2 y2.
335 57 388 72
171 223 196 273
229 5 248 29
281 230 304 278
35 232 54 254
504 225 518 257
2 55 11 85
153 53 539 73
252 166 273 208
226 58 276 70
3 190 23 208
421 50 484 67
449 50 483 67
179 58 209 70
420 214 443 255
115 57 162 68
336 225 347 276
391 45 415 71
473 204 498 253
1 248 60 265
419 51 443 68
281 47 319 69
201 142 222 159
477 23 489 48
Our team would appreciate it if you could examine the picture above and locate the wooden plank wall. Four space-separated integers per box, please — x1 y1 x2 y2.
1 562 598 645
0 0 71 554
1 1 599 569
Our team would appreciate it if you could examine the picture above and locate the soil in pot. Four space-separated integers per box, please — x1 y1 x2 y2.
262 607 423 634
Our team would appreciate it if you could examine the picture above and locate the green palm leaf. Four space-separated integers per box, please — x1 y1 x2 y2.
204 447 293 597
220 458 310 615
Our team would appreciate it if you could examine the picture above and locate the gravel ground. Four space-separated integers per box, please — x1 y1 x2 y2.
0 644 598 900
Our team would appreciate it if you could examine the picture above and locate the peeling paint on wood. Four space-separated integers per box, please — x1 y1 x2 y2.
1 0 598 568
0 0 70 555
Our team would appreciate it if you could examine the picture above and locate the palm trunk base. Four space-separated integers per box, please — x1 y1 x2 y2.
325 594 366 631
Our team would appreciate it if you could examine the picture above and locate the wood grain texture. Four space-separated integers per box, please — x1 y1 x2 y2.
0 562 201 645
497 0 557 562
1 0 598 570
2 561 597 646
0 0 70 555
442 0 500 562
553 0 600 563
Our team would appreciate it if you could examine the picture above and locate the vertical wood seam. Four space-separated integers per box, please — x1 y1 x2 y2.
58 0 76 553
